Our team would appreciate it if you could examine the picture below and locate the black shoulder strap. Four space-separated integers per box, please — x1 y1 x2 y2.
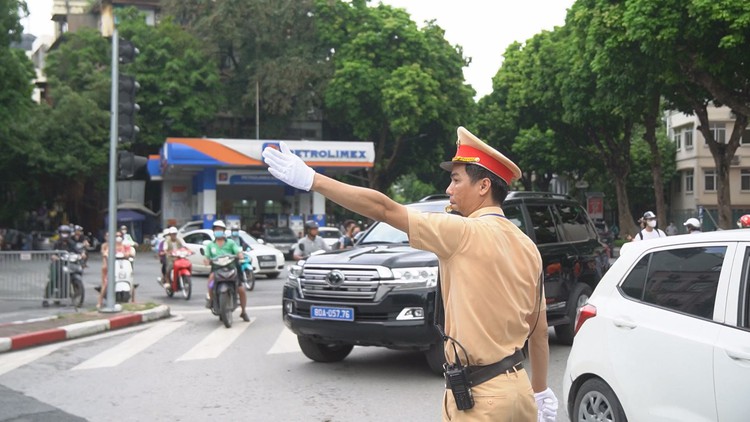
639 231 643 240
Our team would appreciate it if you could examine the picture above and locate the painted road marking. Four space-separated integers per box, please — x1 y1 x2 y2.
172 305 281 315
175 317 255 361
267 327 300 355
72 319 186 370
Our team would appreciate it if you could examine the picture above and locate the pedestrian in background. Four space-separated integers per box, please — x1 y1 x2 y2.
683 218 702 234
263 126 557 421
665 221 678 236
631 211 666 241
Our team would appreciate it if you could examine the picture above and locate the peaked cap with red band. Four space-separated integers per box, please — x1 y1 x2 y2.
439 126 521 185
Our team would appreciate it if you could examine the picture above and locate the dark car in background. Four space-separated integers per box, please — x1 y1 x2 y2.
283 193 610 373
262 227 298 259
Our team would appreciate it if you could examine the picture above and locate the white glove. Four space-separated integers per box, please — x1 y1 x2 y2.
261 141 315 191
534 387 558 422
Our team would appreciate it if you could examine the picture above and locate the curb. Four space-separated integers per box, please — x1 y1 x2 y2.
0 305 171 353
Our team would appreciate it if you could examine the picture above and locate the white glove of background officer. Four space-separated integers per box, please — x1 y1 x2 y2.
261 142 315 191
534 387 558 422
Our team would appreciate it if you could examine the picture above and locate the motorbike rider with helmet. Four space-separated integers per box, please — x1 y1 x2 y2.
292 220 330 260
43 225 80 306
159 226 187 289
204 220 250 322
70 225 90 267
738 214 750 228
683 217 702 234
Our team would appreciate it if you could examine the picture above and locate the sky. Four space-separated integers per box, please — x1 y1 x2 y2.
22 0 574 99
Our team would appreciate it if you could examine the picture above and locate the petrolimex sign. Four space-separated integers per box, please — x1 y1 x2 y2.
261 141 373 166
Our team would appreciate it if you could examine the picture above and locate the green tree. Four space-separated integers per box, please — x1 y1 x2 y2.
0 0 42 225
162 0 330 139
624 0 750 228
315 0 474 191
117 10 221 149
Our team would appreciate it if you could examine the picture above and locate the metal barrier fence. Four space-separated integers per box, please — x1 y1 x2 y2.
0 250 76 302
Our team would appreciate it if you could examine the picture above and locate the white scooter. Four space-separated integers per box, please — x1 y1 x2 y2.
95 252 136 303
115 253 136 302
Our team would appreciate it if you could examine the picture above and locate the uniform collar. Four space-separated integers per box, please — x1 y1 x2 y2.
468 206 505 219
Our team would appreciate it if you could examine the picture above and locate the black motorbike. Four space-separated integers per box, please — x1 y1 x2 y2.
208 254 240 328
43 250 85 308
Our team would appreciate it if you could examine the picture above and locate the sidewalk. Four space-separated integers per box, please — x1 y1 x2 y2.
0 303 170 353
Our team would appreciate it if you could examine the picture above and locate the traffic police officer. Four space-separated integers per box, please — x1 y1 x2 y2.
263 127 557 421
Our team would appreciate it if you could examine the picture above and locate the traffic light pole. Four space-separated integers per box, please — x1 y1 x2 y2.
102 29 121 313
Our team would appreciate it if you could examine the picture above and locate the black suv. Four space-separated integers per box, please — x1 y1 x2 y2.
283 193 610 373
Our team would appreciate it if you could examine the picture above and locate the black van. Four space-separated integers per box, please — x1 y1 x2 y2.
282 193 610 373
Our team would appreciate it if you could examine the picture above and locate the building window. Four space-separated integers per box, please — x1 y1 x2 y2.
673 131 682 150
742 170 750 191
686 170 694 193
742 128 750 145
674 174 681 193
707 123 726 144
704 169 716 192
684 128 693 149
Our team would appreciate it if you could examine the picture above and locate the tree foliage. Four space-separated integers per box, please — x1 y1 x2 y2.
315 0 474 191
162 0 331 138
117 9 221 150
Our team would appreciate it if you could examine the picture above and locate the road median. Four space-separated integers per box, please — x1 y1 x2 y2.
0 303 170 353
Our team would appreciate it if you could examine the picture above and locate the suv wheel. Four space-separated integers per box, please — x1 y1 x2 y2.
297 336 354 362
573 378 627 422
554 283 592 345
424 342 446 375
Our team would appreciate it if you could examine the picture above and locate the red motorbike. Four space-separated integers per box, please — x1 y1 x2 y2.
164 247 193 300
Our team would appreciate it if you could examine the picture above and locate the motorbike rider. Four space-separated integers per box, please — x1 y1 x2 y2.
292 220 330 260
98 231 136 307
159 226 187 289
204 220 250 322
70 225 90 267
43 225 80 306
120 225 136 247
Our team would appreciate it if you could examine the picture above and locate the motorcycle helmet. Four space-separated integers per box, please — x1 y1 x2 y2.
738 214 750 228
642 211 656 220
212 220 226 230
168 226 178 235
304 220 319 230
58 225 71 239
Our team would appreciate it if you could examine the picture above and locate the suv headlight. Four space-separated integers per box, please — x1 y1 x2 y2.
383 266 438 288
288 262 304 279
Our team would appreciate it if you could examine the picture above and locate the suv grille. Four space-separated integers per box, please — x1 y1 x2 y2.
301 267 380 300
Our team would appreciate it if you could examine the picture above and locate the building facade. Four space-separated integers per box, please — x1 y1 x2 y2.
667 105 750 229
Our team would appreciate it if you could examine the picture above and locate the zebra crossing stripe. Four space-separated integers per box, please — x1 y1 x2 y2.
267 327 300 355
72 319 186 370
175 317 255 361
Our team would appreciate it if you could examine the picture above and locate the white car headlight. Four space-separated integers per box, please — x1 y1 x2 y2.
384 266 438 288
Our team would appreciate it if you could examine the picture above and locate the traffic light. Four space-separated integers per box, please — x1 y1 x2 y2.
117 151 148 179
118 74 140 143
117 38 139 144
118 38 138 64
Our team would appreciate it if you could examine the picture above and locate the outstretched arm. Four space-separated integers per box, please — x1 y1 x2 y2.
263 142 409 233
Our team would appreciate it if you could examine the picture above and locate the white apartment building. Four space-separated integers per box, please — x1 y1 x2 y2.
667 105 750 229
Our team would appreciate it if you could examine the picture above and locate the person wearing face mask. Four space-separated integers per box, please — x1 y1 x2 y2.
632 211 666 241
204 221 250 322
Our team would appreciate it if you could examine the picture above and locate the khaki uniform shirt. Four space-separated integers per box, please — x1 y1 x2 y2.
408 206 542 366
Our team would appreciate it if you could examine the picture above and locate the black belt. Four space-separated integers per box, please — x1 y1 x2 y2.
466 349 525 387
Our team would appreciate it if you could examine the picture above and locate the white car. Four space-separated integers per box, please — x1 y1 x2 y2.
179 229 285 278
564 230 750 422
317 227 344 249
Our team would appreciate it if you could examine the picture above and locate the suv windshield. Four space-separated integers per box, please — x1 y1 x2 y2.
359 222 409 244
